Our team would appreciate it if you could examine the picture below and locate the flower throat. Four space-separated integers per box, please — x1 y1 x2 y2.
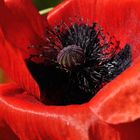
26 21 132 105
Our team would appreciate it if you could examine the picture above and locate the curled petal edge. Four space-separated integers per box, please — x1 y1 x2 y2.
0 28 40 99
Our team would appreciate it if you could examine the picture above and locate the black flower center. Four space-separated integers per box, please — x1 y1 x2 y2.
26 22 132 105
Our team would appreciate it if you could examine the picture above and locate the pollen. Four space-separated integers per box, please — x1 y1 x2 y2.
26 21 132 105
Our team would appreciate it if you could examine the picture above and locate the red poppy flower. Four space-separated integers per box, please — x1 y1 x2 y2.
0 0 140 139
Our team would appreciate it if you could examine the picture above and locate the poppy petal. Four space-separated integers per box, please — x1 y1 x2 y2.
47 0 79 26
0 28 40 98
89 118 140 140
47 0 140 59
47 0 140 125
90 59 140 124
1 83 140 139
0 121 19 140
0 0 46 58
5 0 45 37
0 83 96 140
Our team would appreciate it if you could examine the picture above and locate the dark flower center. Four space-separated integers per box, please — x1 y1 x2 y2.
26 22 132 105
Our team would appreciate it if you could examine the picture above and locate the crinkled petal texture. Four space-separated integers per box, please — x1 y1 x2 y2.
48 0 140 122
0 28 40 98
0 0 46 58
0 0 43 98
1 0 140 140
48 0 140 59
1 83 140 140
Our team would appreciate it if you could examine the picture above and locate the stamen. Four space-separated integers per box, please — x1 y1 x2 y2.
27 20 132 105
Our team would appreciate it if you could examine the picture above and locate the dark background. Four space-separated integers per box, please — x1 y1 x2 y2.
32 0 61 10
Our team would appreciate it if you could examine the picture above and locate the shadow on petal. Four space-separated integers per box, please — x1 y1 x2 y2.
0 121 19 140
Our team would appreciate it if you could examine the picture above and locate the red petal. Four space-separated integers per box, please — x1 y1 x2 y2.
1 83 140 139
0 121 19 140
0 83 95 140
5 0 45 37
90 59 140 124
47 0 140 124
0 28 40 98
47 0 140 59
0 0 140 138
89 118 140 140
47 0 79 26
0 0 46 58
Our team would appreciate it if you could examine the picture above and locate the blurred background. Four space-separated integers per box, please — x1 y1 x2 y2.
0 0 62 83
33 0 61 10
